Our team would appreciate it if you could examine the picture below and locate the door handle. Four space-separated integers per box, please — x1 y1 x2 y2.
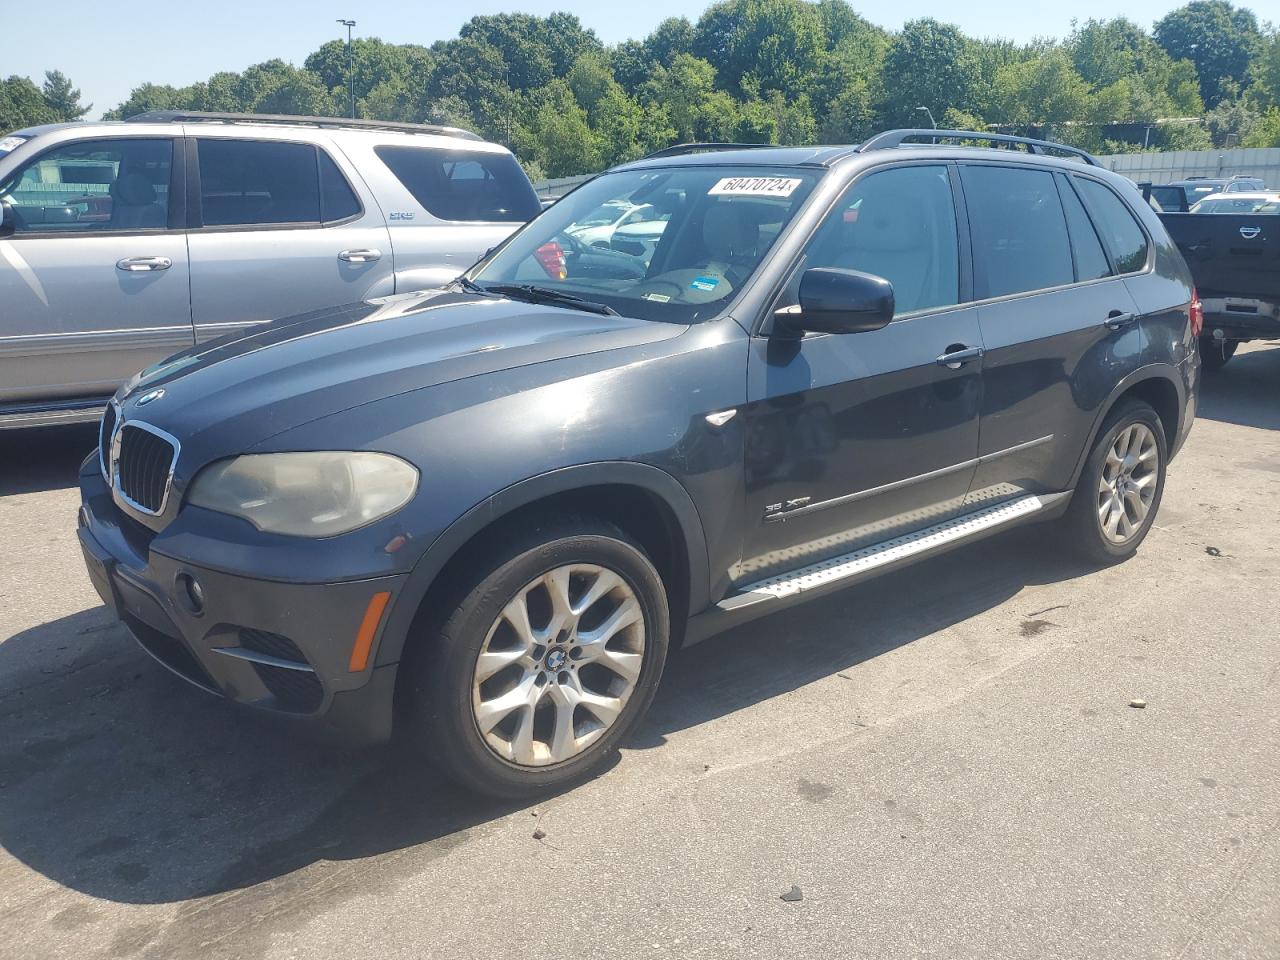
935 345 983 369
1104 311 1137 331
116 256 172 272
339 248 382 263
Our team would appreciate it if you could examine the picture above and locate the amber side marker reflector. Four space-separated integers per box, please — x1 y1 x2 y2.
349 591 392 673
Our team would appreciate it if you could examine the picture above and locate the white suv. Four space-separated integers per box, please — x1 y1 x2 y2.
0 110 540 428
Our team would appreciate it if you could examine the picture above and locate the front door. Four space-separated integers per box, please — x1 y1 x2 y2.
0 136 192 404
739 163 983 585
186 137 394 343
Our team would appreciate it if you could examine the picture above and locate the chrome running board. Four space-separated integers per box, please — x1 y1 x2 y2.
724 494 1048 610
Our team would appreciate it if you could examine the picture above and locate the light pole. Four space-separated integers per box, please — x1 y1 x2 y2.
916 106 937 129
337 19 357 119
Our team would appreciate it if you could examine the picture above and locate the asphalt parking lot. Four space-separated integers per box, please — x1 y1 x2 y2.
1 343 1278 960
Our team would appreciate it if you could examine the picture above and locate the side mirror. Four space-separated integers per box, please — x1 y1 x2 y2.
0 199 12 236
783 267 894 335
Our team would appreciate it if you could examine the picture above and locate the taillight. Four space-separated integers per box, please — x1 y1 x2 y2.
534 241 567 281
1189 288 1204 338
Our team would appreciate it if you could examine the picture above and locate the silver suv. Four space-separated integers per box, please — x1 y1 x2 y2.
0 110 540 428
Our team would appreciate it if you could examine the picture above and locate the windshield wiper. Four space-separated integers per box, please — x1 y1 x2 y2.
482 283 619 317
450 276 490 295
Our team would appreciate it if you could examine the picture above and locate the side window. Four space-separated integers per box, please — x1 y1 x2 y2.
0 138 172 234
963 165 1073 298
1056 175 1111 282
1074 177 1149 274
374 145 542 222
318 149 361 223
804 164 960 316
197 139 320 227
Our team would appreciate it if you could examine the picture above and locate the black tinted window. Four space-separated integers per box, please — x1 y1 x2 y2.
963 166 1073 298
197 139 320 227
1057 176 1111 282
319 149 360 223
806 164 959 316
1075 178 1149 274
375 145 540 222
1 138 171 233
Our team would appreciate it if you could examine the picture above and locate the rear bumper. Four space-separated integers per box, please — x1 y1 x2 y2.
77 464 404 742
1200 297 1280 341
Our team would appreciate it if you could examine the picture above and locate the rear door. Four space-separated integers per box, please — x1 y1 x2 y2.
186 136 393 343
0 135 192 404
962 163 1147 503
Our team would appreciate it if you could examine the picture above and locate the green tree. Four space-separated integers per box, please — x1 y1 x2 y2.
992 49 1091 130
305 39 432 113
877 19 979 128
103 81 205 120
643 17 695 67
1204 97 1259 145
693 0 828 98
1242 106 1280 146
1154 1 1262 107
523 80 597 177
1247 30 1280 108
41 70 90 121
1 76 56 132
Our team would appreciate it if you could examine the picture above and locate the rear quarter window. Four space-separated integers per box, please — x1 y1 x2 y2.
1074 178 1149 274
375 145 540 222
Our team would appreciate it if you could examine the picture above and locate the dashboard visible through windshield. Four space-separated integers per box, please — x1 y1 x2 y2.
469 166 820 323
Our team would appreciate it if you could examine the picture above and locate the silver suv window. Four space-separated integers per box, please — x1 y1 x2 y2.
375 145 540 222
0 138 172 234
196 139 361 228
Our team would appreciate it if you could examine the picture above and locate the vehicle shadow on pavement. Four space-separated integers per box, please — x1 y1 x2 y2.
0 520 1100 909
0 424 97 495
1196 341 1280 431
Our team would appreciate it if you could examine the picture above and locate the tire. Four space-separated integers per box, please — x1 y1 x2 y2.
1198 337 1237 372
403 515 670 798
1061 399 1167 565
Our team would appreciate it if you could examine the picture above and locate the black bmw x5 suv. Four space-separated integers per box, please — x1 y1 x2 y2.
79 130 1200 796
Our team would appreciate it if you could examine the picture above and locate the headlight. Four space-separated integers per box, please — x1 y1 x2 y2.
187 452 418 537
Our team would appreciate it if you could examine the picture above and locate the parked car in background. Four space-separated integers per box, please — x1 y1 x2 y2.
79 130 1198 797
0 111 540 429
565 200 656 247
1187 192 1280 215
1149 176 1269 212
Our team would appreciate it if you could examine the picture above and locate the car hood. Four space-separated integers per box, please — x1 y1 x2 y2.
116 288 685 454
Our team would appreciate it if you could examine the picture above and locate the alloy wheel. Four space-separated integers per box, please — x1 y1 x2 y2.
1097 422 1159 544
471 564 645 767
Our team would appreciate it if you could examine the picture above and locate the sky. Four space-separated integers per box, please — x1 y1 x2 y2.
5 0 1247 120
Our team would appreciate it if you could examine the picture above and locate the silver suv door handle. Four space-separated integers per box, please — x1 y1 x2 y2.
1104 311 1137 331
935 345 983 369
116 256 172 272
339 249 382 263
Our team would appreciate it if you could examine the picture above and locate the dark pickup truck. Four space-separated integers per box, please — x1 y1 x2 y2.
1144 186 1279 370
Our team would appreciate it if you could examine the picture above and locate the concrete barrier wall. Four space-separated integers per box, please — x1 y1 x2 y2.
537 148 1280 197
1097 148 1280 185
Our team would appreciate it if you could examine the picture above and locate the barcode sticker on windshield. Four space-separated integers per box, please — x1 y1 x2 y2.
708 177 801 198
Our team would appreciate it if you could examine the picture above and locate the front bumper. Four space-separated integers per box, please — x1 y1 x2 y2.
77 462 405 742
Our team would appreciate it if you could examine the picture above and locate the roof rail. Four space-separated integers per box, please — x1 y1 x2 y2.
858 129 1100 166
641 142 778 161
124 110 482 141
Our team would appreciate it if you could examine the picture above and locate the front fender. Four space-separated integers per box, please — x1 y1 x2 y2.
373 460 710 666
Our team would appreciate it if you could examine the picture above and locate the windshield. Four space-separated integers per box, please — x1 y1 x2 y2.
470 166 820 323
